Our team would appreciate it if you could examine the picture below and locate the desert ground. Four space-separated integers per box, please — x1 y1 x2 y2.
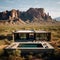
0 23 60 60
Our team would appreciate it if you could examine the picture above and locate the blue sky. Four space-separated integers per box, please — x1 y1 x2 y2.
0 0 60 18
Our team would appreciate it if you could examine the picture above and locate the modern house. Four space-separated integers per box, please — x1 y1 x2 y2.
12 30 51 42
5 30 54 54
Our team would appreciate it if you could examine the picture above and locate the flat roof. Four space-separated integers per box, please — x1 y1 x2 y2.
15 30 34 33
13 30 50 33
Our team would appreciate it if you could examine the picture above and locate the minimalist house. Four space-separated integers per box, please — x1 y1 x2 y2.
5 30 54 53
12 30 51 42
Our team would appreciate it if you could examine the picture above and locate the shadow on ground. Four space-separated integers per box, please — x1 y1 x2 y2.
0 34 12 41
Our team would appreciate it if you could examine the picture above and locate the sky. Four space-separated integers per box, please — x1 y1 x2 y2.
0 0 60 18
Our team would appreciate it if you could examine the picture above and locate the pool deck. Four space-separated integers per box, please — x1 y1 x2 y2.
5 41 54 49
4 41 54 53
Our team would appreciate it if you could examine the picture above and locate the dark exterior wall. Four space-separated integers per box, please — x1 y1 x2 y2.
47 33 51 41
13 32 51 42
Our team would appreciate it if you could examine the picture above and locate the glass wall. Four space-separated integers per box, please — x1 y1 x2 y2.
14 33 51 41
36 33 48 41
19 33 26 40
29 33 34 40
14 33 26 40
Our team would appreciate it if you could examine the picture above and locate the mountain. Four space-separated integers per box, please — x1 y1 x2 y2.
54 17 60 21
0 8 53 24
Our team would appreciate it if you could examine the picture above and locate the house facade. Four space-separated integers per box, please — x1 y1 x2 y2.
12 30 51 42
5 30 54 54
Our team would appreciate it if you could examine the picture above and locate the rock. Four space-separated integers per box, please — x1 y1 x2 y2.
11 9 18 19
0 8 52 24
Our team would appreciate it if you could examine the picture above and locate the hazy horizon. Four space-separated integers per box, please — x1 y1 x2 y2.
0 0 60 18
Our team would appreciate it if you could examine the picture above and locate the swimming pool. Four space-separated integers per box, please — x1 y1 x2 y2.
18 44 43 48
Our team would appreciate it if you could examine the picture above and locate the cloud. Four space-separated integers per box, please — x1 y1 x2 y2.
50 11 60 18
5 0 14 4
0 5 8 8
45 8 60 18
56 1 60 4
0 5 13 12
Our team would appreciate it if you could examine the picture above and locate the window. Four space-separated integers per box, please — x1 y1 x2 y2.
29 33 34 39
20 33 26 40
36 33 47 41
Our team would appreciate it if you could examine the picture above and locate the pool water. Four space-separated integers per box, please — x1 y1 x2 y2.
18 44 43 48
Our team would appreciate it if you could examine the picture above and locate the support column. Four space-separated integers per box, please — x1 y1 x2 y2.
47 33 51 41
13 33 14 42
26 33 29 40
34 33 36 40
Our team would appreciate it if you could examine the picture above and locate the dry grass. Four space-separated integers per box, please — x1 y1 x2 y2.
0 23 60 40
0 23 60 60
0 23 60 46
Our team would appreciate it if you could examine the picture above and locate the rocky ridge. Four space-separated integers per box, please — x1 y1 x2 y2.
0 8 53 24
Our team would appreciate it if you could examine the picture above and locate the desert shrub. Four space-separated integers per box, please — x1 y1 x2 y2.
4 39 11 45
0 49 4 56
12 49 21 56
